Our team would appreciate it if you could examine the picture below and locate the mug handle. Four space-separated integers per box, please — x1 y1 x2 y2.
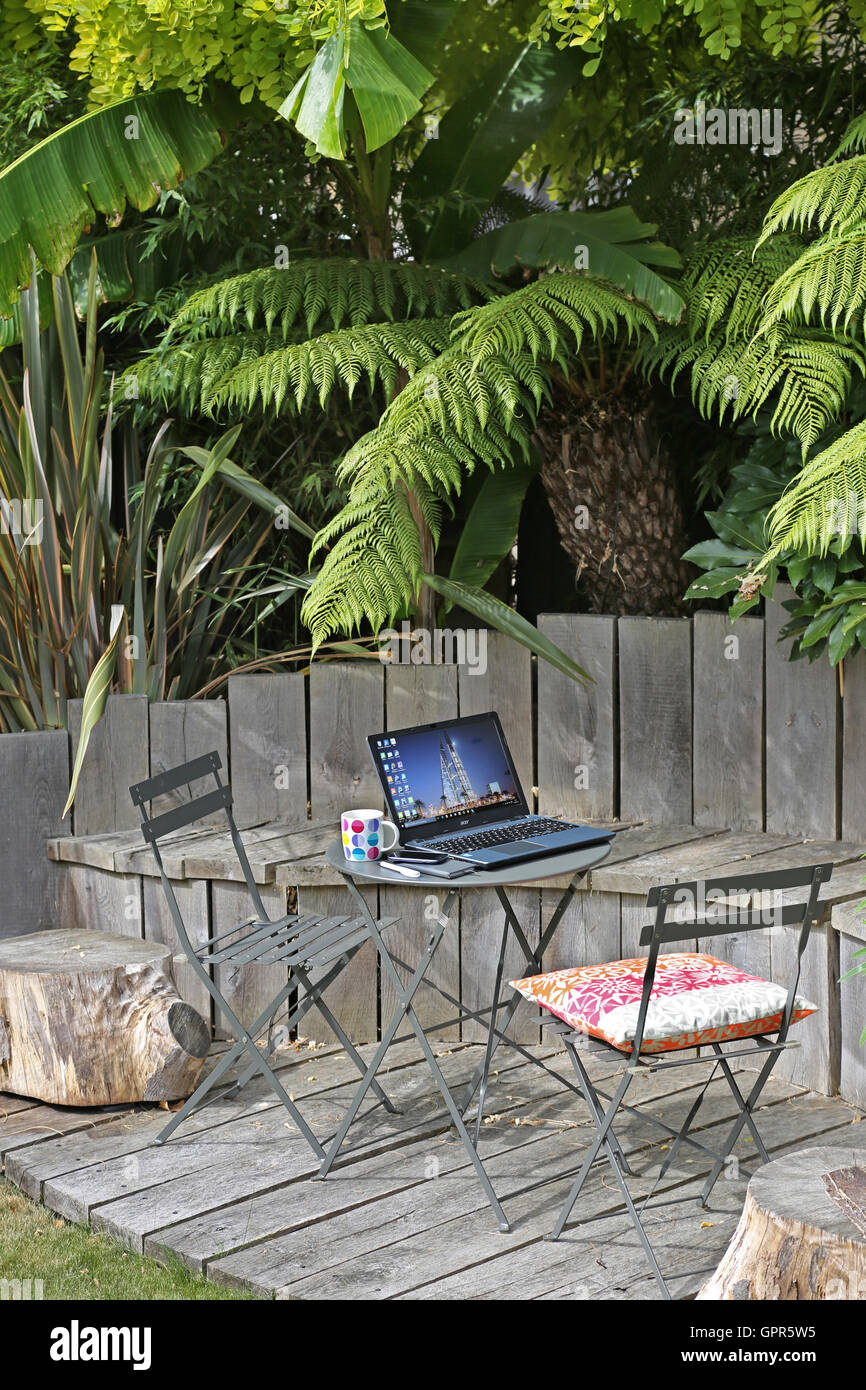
380 819 400 852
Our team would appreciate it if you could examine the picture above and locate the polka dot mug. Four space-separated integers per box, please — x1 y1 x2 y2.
340 808 400 863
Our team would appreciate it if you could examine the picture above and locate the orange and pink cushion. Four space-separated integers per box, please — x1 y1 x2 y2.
510 952 817 1055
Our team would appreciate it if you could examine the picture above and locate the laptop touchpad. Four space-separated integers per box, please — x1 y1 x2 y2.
494 841 546 857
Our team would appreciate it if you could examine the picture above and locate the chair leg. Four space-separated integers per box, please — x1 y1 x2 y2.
546 1048 671 1298
473 916 509 1148
710 1045 771 1163
154 1037 246 1144
547 1066 633 1240
699 1052 777 1205
292 962 398 1115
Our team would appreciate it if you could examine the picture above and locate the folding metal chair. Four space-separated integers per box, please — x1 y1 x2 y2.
129 751 397 1157
512 860 832 1298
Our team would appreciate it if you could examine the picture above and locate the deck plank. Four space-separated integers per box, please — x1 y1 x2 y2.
1 1038 860 1301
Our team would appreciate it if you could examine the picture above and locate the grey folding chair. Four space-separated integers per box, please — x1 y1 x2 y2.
512 860 831 1298
129 751 397 1157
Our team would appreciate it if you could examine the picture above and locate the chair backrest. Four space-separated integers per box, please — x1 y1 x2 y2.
129 751 268 951
631 861 833 1057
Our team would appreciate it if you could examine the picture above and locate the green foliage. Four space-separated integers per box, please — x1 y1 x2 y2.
403 39 583 260
300 272 657 644
281 13 432 158
682 425 866 667
640 235 865 447
0 259 312 739
0 89 231 318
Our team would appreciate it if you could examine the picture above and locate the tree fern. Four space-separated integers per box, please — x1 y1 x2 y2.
301 272 657 645
761 233 866 331
763 421 866 559
172 258 495 337
641 235 864 449
641 325 862 448
757 157 866 242
677 235 803 342
208 319 453 415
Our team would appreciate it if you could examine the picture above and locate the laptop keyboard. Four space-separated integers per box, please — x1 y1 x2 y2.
428 819 570 853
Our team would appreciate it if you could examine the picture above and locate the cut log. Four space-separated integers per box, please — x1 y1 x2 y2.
699 1145 866 1300
0 929 210 1106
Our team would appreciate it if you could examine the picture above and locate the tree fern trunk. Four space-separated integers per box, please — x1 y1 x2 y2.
534 387 691 616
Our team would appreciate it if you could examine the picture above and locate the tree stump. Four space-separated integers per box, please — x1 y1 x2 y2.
698 1146 866 1300
0 930 210 1106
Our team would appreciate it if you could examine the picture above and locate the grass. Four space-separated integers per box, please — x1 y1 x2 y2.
0 1175 259 1300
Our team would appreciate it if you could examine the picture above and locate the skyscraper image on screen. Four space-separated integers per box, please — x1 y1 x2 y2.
439 731 475 809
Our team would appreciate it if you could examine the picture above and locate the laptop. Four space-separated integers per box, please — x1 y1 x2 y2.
367 711 615 868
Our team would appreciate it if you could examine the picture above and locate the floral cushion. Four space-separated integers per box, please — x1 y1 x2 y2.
510 952 817 1054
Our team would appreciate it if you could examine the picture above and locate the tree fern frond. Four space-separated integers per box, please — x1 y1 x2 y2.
126 331 284 412
760 232 866 331
643 328 862 447
208 319 453 415
302 271 656 646
453 272 657 361
172 259 496 337
758 157 866 243
679 235 803 341
763 420 866 559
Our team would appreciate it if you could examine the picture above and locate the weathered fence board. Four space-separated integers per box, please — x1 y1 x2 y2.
842 651 866 841
765 590 837 838
148 700 229 819
618 618 692 823
539 887 620 974
69 693 149 835
227 674 307 829
692 612 763 831
57 863 143 941
459 631 533 807
0 730 69 938
309 662 383 818
538 614 616 822
381 664 460 1037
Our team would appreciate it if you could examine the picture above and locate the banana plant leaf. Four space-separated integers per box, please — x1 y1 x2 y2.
403 42 583 261
446 461 537 597
422 573 591 685
0 89 232 318
444 208 685 323
67 225 190 319
280 17 432 158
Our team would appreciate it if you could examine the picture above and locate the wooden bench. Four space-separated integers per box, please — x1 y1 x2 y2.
18 595 866 1101
47 817 866 1097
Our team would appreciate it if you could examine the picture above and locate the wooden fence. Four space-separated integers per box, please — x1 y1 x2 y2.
3 589 864 941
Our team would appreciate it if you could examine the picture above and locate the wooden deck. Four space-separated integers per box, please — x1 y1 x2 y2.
2 1038 862 1300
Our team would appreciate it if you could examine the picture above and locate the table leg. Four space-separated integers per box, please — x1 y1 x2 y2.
460 875 582 1116
316 881 457 1177
317 878 511 1230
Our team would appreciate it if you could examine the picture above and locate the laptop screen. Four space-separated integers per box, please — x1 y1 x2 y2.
369 713 525 834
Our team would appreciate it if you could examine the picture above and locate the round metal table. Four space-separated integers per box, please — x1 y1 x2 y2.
317 837 612 1231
